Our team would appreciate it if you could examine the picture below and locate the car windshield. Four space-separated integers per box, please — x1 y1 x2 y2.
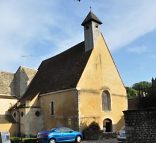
50 128 56 131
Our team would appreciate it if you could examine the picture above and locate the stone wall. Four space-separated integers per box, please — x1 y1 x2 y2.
0 67 36 97
0 97 17 135
14 66 37 98
40 89 79 131
124 108 156 143
0 66 36 136
0 72 15 95
20 107 43 136
77 34 127 132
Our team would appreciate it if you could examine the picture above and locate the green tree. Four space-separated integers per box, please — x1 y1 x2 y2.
132 81 151 90
126 87 137 99
126 81 151 98
132 81 151 97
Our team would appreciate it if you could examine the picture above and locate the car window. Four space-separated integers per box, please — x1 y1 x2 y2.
50 128 56 131
60 127 73 133
55 128 61 133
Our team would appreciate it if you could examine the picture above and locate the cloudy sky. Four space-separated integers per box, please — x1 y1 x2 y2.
0 0 156 86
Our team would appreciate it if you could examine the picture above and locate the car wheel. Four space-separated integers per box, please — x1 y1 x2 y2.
75 135 81 143
49 138 56 143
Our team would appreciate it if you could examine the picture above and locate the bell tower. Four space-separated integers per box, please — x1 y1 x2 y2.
81 11 102 52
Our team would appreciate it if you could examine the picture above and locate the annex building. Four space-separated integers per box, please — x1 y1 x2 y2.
0 11 128 136
0 66 37 135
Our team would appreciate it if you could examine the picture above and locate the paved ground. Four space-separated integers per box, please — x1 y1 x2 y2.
82 138 118 143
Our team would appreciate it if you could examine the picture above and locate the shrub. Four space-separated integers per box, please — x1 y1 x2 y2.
10 137 22 143
88 121 100 131
10 137 37 143
82 121 100 140
22 138 37 143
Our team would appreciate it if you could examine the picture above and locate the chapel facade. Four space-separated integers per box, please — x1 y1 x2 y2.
3 11 127 136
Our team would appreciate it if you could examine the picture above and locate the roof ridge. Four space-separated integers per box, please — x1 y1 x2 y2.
41 41 84 64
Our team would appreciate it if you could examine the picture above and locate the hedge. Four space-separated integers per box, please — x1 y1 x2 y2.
10 137 37 143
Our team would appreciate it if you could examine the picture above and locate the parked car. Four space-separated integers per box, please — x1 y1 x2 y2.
37 127 83 143
117 127 126 143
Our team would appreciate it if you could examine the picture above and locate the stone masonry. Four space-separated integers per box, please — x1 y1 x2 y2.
13 66 37 97
0 66 37 135
0 72 15 95
124 108 156 143
0 66 37 97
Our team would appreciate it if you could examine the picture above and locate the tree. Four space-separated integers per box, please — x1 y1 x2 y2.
126 87 137 99
149 78 156 96
132 81 151 91
127 79 156 108
132 81 151 97
126 81 151 99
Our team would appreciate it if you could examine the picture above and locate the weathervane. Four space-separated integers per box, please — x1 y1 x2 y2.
90 6 92 12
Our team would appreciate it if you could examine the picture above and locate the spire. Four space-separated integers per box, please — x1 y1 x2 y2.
81 11 102 52
81 11 102 26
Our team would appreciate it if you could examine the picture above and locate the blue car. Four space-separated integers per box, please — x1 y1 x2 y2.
37 127 83 143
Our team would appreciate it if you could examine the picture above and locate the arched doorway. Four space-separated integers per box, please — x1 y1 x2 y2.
103 118 112 132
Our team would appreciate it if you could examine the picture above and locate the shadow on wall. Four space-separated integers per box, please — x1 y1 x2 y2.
81 121 116 140
19 105 42 137
0 114 18 136
9 123 18 137
7 96 42 137
115 115 125 131
10 68 29 98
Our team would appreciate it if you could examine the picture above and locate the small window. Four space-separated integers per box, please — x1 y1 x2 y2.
35 111 40 117
50 101 54 115
13 112 16 118
68 118 72 126
102 90 111 111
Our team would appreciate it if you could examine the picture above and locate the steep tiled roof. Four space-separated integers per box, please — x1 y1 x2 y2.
81 11 102 26
21 42 92 100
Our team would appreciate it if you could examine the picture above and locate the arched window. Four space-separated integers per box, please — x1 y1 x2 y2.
102 90 111 111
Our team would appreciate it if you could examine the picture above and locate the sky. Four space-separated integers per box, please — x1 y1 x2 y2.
0 0 156 87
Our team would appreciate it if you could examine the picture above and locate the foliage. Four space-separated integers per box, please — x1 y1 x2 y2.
138 96 156 108
149 78 156 96
126 81 152 99
82 121 100 139
22 138 37 143
137 78 156 108
132 81 151 91
10 137 37 143
128 78 156 109
87 121 100 131
10 137 21 143
126 87 137 99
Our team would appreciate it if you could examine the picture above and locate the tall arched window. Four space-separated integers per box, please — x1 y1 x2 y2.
102 90 111 111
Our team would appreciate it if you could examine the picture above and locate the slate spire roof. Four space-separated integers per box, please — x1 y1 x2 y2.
81 11 102 26
21 42 92 101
